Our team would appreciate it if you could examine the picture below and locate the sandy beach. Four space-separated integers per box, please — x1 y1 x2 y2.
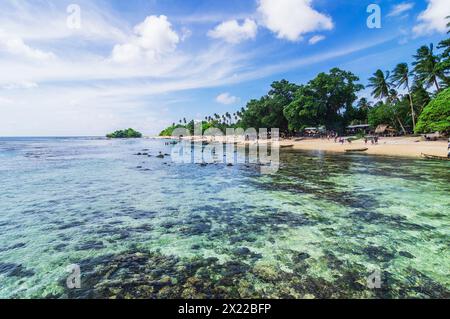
155 135 448 158
283 137 448 158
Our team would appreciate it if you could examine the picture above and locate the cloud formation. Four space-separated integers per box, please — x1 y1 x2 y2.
257 0 333 41
112 15 179 63
387 2 415 17
0 29 55 60
413 0 450 35
308 35 325 45
216 92 240 105
208 19 258 44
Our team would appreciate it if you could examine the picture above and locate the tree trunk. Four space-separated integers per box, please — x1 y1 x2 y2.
396 116 407 135
406 82 416 131
434 77 440 92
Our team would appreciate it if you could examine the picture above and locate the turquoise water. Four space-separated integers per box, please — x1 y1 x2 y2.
0 137 448 298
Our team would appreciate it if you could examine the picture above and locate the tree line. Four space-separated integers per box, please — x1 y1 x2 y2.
161 18 449 136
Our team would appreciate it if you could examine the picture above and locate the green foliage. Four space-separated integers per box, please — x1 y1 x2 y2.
413 44 446 91
415 88 450 133
437 17 449 85
284 68 363 131
368 102 396 128
240 80 299 131
159 124 186 137
368 69 391 101
106 128 142 138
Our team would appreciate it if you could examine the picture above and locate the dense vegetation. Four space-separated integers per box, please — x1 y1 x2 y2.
415 88 450 134
107 128 143 138
161 17 449 136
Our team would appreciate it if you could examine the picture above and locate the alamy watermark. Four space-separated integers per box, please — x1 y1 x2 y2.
67 4 81 30
66 264 81 289
169 124 280 175
367 269 382 289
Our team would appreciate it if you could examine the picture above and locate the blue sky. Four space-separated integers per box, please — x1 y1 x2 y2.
0 0 448 136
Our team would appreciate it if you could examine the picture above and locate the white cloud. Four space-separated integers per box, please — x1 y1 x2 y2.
2 81 38 90
257 0 333 41
112 15 179 63
208 19 258 44
308 35 325 45
413 0 450 35
0 29 55 60
216 92 240 105
387 2 415 17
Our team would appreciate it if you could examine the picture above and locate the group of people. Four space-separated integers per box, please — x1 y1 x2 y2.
364 136 379 145
332 135 379 145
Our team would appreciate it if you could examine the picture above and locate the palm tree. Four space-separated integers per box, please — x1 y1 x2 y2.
368 70 406 134
412 44 444 92
391 63 416 129
368 70 391 101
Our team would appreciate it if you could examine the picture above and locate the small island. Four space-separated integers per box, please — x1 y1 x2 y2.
106 128 143 139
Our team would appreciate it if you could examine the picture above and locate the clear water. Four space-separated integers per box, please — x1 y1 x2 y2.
0 137 448 298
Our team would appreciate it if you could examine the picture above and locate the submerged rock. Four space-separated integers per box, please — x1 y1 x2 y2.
0 263 35 278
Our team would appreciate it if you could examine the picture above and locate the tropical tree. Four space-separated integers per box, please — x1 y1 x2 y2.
240 80 299 132
437 16 450 87
284 68 363 131
415 88 450 133
413 44 445 91
391 63 416 129
368 70 391 101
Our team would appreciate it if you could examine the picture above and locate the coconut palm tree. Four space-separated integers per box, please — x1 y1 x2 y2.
368 70 391 101
391 63 416 129
368 71 406 134
412 44 444 92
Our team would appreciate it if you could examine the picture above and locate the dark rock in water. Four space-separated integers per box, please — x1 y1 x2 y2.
0 242 26 252
232 247 262 260
57 221 84 230
233 247 251 256
363 246 396 263
227 163 233 167
292 252 310 264
156 154 164 159
136 166 143 169
54 243 68 252
191 244 201 250
132 224 153 233
399 251 415 259
0 263 35 278
76 240 105 251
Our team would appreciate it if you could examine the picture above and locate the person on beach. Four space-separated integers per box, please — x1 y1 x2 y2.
364 138 368 144
448 138 450 158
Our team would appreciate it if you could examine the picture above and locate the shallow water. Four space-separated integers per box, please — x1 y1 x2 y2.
0 137 449 298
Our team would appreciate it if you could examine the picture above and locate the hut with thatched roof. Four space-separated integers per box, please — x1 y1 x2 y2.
375 124 397 136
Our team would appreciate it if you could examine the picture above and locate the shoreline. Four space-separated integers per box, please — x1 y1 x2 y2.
154 135 448 159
